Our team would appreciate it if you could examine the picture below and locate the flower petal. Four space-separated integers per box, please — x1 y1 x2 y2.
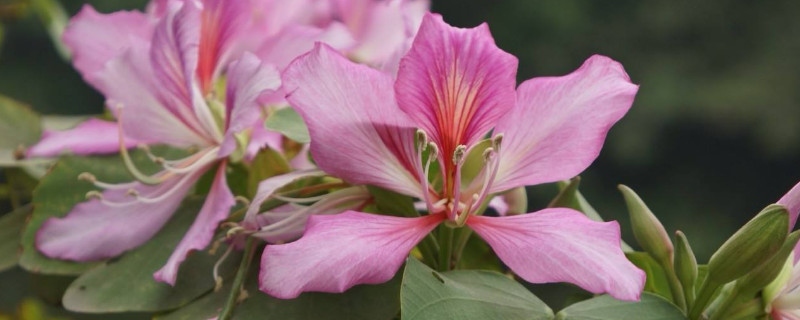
491 55 638 192
256 22 355 71
243 169 326 228
100 42 209 147
466 208 645 301
219 53 281 157
26 119 140 157
283 43 422 197
259 211 444 299
778 180 800 229
36 167 208 260
154 163 234 285
395 13 517 158
345 0 428 71
62 5 154 91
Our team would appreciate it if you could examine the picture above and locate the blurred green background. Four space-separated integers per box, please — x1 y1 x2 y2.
2 0 799 318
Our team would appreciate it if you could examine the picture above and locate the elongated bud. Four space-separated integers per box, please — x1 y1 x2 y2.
674 231 697 303
707 204 789 284
619 185 673 265
736 230 800 296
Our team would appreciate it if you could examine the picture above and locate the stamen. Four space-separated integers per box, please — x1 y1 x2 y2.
235 196 250 207
416 129 428 148
126 189 139 197
272 194 328 204
470 148 501 214
78 172 134 190
492 134 504 153
116 107 167 185
85 191 103 200
449 145 467 220
452 145 467 165
78 172 96 182
212 245 234 292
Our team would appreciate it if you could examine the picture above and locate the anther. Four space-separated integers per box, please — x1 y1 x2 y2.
483 147 495 162
85 191 103 200
492 134 504 152
78 172 97 182
416 129 428 147
235 196 250 207
126 189 140 197
428 143 439 159
452 145 467 165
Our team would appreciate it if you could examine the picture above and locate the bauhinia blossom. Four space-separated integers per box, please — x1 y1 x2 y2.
26 0 357 158
34 0 283 285
260 13 645 300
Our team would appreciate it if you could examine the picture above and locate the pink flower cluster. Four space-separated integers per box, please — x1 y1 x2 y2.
30 0 650 302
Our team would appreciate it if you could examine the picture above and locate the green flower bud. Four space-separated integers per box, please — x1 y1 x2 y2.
674 231 698 305
735 230 800 296
619 185 673 265
707 204 789 284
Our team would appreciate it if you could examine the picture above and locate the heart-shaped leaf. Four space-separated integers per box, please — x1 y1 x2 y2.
401 257 553 320
62 197 240 313
555 292 686 320
0 95 41 150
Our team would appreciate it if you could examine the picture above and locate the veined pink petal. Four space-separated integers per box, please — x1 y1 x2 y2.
778 181 800 230
259 211 444 299
491 55 638 193
150 0 220 143
196 0 253 93
395 13 517 161
243 169 326 228
36 166 209 260
62 5 154 92
245 125 284 161
154 163 234 285
467 209 645 301
26 119 140 157
219 53 281 158
284 44 422 198
255 22 355 71
99 41 209 147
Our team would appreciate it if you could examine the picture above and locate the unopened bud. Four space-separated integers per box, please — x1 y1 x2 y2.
736 230 800 296
707 204 789 284
619 185 673 265
674 231 698 302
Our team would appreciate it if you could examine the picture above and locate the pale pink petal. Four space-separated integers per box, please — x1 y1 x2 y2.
196 0 254 92
256 23 355 71
26 119 140 157
243 169 326 228
259 211 444 299
36 167 209 260
99 41 209 147
490 55 638 193
283 44 422 197
778 180 800 230
245 126 284 161
467 209 645 301
154 163 234 285
347 0 429 69
395 13 517 159
288 144 314 170
62 5 154 91
219 53 281 157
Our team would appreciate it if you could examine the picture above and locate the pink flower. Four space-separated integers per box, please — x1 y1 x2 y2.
259 13 644 300
27 0 354 158
765 248 800 320
34 0 282 285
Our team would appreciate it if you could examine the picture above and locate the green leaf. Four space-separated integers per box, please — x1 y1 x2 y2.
19 149 182 275
158 259 403 320
555 292 687 320
0 95 41 150
401 257 553 320
367 186 418 217
0 205 32 271
61 197 240 313
625 252 672 301
264 107 309 143
247 148 290 198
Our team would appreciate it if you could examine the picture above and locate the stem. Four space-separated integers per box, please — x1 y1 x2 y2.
689 278 721 320
417 233 440 270
438 226 454 272
219 238 258 320
662 262 687 312
451 228 474 267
